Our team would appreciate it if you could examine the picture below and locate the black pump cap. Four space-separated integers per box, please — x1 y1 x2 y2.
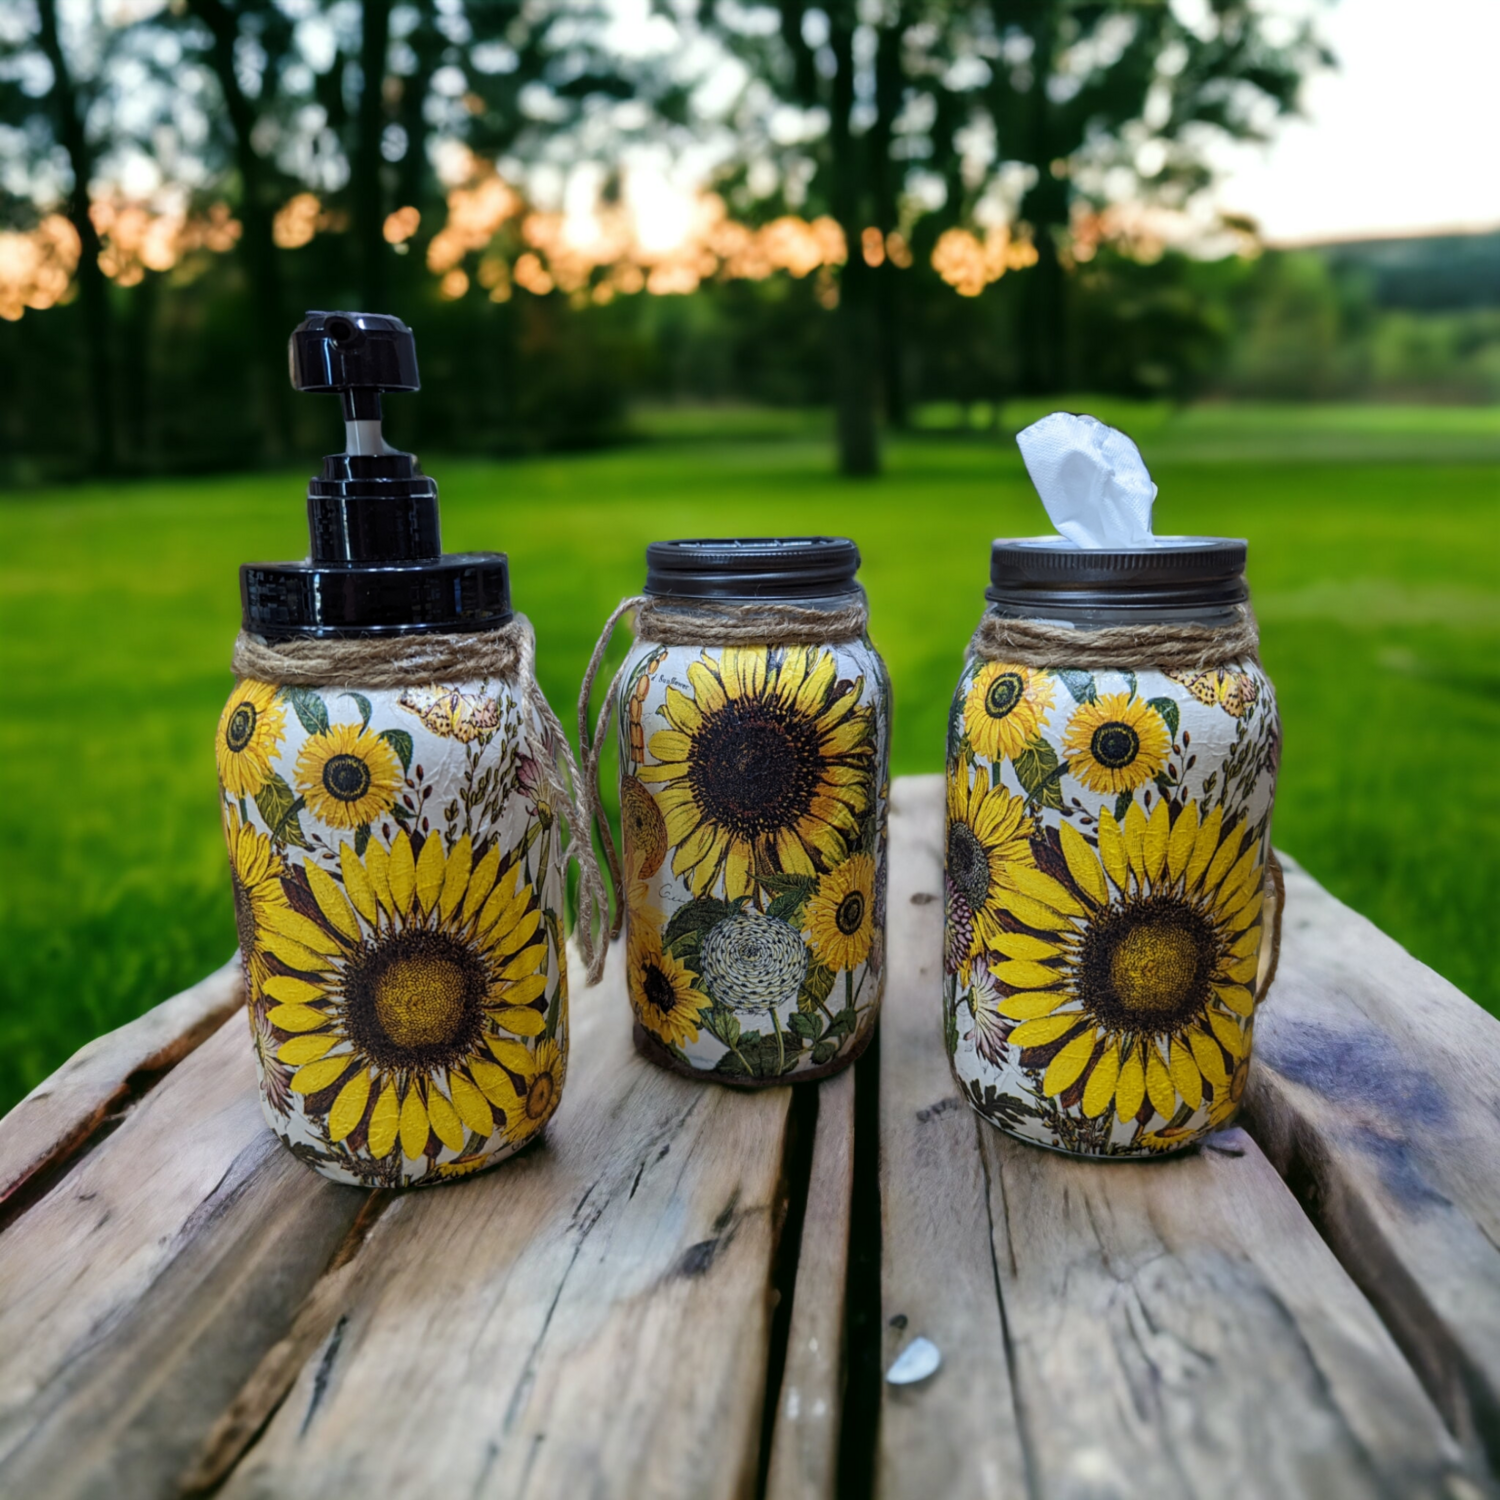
645 537 861 601
241 311 512 639
986 536 1247 620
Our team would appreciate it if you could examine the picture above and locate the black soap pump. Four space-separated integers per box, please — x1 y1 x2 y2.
240 310 512 637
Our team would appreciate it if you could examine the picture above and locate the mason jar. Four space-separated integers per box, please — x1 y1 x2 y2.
614 538 891 1086
944 538 1280 1156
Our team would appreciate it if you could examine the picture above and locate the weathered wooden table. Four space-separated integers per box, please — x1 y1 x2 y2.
3 774 1499 1500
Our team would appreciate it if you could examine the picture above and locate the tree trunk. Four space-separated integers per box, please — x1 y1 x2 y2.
187 0 291 459
397 0 441 218
355 0 393 312
1017 213 1068 394
35 0 115 473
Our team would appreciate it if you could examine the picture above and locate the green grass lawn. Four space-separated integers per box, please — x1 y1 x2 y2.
2 401 1498 1112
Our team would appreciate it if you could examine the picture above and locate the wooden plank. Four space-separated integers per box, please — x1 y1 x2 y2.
1245 855 1500 1467
878 774 1478 1500
766 1066 855 1500
0 958 244 1219
213 940 797 1500
878 774 1029 1500
0 1017 369 1500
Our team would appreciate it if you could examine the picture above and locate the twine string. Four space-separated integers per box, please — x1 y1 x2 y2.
971 603 1260 672
575 592 872 940
232 617 611 985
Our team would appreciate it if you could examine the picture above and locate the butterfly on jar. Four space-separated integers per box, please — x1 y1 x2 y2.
1166 667 1260 720
397 685 503 743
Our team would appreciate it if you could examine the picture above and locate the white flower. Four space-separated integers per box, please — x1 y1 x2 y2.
700 911 809 1013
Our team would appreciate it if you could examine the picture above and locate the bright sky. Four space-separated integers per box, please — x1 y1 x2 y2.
1210 0 1500 243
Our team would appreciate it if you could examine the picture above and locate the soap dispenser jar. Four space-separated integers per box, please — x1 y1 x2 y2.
217 312 570 1188
944 539 1281 1157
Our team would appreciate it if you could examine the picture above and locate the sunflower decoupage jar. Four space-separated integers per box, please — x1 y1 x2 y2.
945 413 1282 1158
585 539 891 1087
218 312 603 1188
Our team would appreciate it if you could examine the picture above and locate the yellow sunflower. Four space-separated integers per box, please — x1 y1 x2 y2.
476 1037 566 1144
1061 693 1171 797
224 803 297 999
628 922 711 1047
990 798 1266 1132
945 765 1033 962
295 723 403 829
806 852 875 971
261 829 560 1165
965 662 1054 761
217 680 287 798
637 646 876 899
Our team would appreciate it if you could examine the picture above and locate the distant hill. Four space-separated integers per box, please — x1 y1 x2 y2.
1304 228 1500 311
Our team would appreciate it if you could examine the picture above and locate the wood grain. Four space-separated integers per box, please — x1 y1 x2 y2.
0 1017 369 1500
766 1066 855 1500
216 942 796 1500
0 958 244 1220
877 774 1478 1500
1246 855 1500 1468
878 775 1029 1500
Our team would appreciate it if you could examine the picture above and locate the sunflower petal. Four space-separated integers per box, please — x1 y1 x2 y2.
267 1003 330 1033
305 863 361 943
1044 1030 1099 1097
1144 799 1171 884
724 840 754 899
416 832 446 913
990 932 1063 961
258 930 330 973
663 686 702 734
1082 1041 1122 1118
1213 982 1256 1017
997 990 1073 1021
399 1086 430 1160
367 1083 400 1157
340 841 379 924
686 659 727 714
470 1057 522 1110
795 652 837 714
1097 810 1129 892
492 906 543 959
291 1055 353 1095
1222 952 1260 985
1185 805 1224 890
277 1034 335 1065
990 959 1061 990
1059 823 1108 908
1169 1037 1204 1111
493 1003 547 1035
1188 1027 1229 1088
497 943 548 981
448 1070 495 1135
463 844 502 923
263 974 324 1005
388 831 416 914
260 905 344 955
328 1069 372 1142
1009 1014 1083 1048
426 1086 466 1153
997 889 1077 932
1226 888 1265 932
1228 925 1262 960
1123 799 1148 882
488 1038 535 1073
1144 1045 1177 1118
1167 802 1199 882
1207 1008 1247 1057
1203 820 1244 895
439 834 473 921
648 729 692 763
364 837 394 916
1115 1047 1146 1122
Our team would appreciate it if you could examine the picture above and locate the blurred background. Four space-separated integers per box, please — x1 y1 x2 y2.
1 0 1496 1110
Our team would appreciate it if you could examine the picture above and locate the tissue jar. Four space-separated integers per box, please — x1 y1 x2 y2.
215 675 569 1188
616 638 891 1085
943 655 1280 1156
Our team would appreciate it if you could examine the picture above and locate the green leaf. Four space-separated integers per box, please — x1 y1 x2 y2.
340 691 373 732
829 1005 858 1039
379 729 414 773
788 1012 820 1041
1055 670 1097 706
354 824 370 856
1147 696 1180 740
799 962 837 1011
285 688 329 737
811 1040 839 1067
254 773 308 848
663 897 734 952
1013 735 1066 812
1114 790 1134 825
758 871 816 898
767 888 810 926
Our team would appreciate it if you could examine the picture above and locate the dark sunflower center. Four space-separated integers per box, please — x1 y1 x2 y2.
984 672 1024 720
641 961 678 1017
1077 894 1219 1033
1091 722 1139 769
947 821 991 910
323 753 373 803
686 697 824 843
342 928 488 1072
525 1071 556 1120
231 875 256 951
835 890 866 936
226 703 257 753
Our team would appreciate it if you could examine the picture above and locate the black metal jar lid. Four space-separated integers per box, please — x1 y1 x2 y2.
987 536 1247 617
241 311 512 639
644 537 861 601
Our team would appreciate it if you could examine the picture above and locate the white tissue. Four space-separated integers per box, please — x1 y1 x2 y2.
1016 412 1158 548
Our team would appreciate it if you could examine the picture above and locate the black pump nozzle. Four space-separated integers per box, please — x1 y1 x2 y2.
238 311 512 639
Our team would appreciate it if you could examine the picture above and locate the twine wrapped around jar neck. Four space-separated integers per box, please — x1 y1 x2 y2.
231 616 611 986
576 591 871 941
971 602 1260 672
